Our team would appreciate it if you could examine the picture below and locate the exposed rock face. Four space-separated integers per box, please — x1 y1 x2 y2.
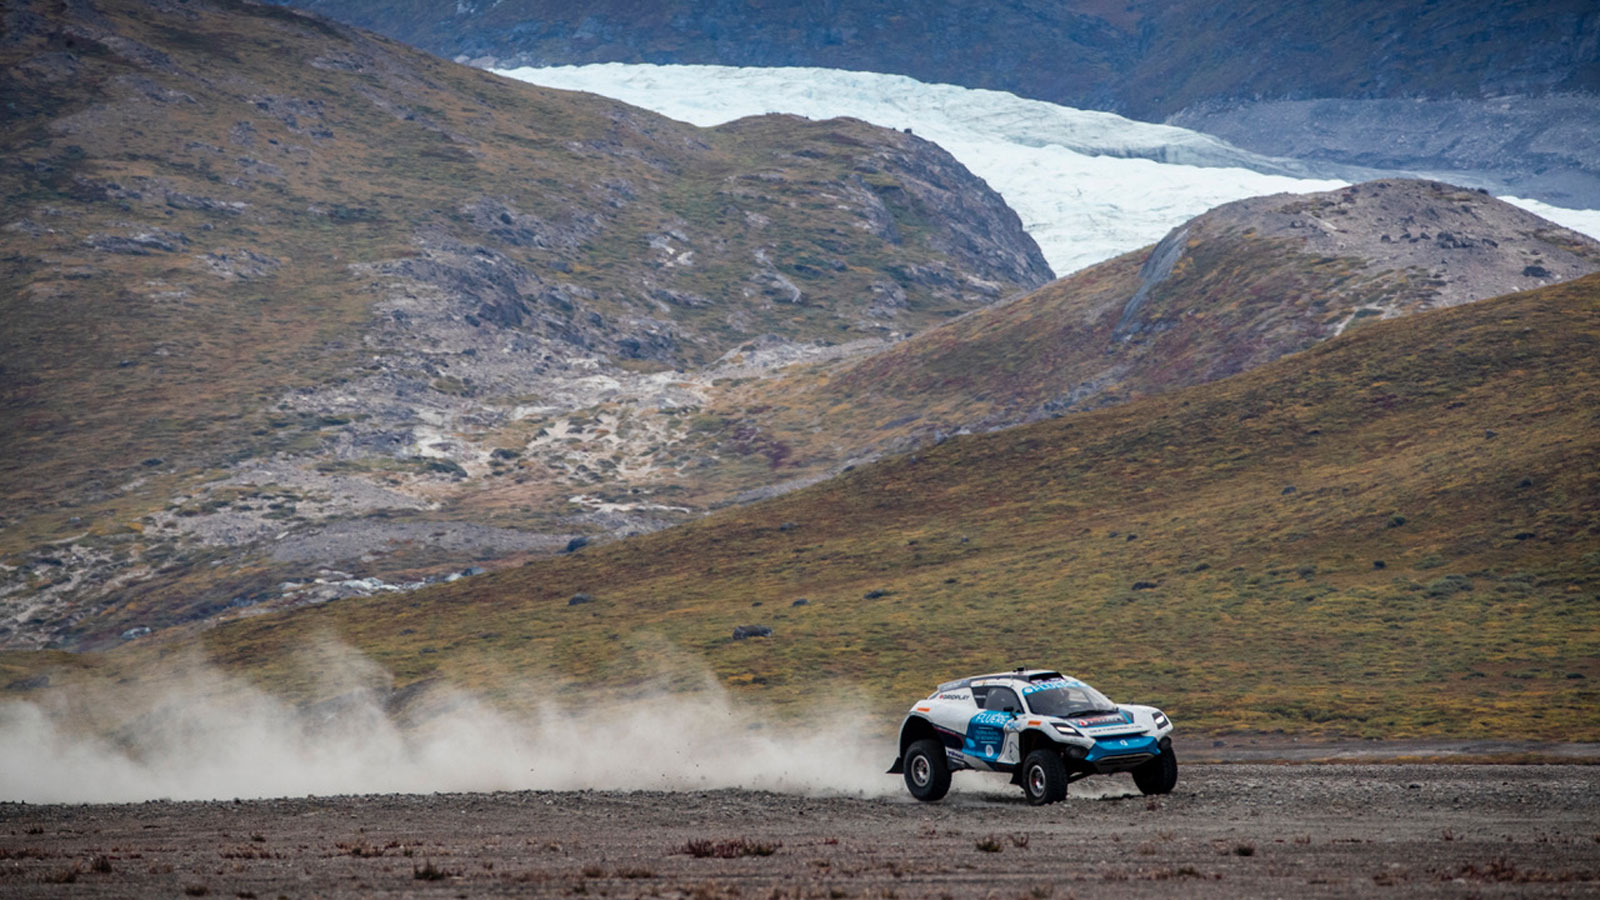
1192 181 1600 316
0 0 1049 650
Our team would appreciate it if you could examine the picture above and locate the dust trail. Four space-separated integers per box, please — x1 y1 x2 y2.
0 647 898 804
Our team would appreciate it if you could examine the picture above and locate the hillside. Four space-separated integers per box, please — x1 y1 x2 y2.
0 0 1049 649
768 180 1600 440
12 274 1598 740
476 180 1600 528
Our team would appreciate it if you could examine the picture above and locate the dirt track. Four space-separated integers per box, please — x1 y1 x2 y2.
2 765 1597 898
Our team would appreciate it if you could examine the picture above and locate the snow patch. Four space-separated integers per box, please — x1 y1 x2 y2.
497 64 1600 275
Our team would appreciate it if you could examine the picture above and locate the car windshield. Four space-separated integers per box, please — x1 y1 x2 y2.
1022 679 1117 717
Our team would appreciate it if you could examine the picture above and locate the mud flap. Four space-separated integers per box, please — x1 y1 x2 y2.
887 756 904 775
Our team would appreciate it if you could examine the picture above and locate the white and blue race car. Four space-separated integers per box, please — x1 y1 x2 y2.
888 668 1176 804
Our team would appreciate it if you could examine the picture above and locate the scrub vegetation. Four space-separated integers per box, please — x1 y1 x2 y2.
15 275 1597 739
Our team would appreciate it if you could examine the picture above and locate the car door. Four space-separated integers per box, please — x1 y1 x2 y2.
962 685 1022 767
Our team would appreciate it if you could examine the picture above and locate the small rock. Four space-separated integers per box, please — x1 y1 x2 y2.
1373 560 1386 569
863 590 889 599
1281 485 1297 495
1483 429 1498 439
791 598 809 606
563 536 589 553
1522 265 1550 278
568 593 592 606
732 624 772 640
1131 581 1159 590
779 521 798 532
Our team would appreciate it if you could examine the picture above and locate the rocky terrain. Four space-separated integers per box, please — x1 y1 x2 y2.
467 180 1600 528
277 0 1600 208
0 0 1049 649
2 766 1597 898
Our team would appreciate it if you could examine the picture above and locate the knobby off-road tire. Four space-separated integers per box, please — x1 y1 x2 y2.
1021 749 1069 805
1133 746 1178 795
903 739 952 802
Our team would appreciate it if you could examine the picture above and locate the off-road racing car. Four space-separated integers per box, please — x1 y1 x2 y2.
888 668 1176 804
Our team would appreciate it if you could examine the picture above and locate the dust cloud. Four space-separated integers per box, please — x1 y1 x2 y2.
0 646 899 805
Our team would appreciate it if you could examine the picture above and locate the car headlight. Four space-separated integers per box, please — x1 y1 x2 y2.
1051 722 1081 736
1153 711 1170 729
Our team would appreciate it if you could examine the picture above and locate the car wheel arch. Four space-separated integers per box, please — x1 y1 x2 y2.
1016 728 1054 754
898 714 941 756
1009 728 1066 779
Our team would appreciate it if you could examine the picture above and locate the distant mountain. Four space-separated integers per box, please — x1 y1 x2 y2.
272 0 1600 119
274 0 1600 207
0 0 1048 649
20 273 1599 741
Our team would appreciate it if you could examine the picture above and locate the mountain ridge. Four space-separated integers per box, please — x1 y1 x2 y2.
272 0 1600 120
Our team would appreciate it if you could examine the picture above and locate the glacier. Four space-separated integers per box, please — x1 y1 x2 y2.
498 63 1600 277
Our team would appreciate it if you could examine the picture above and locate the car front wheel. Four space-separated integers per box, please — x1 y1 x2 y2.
903 739 952 801
1021 749 1068 805
1132 746 1178 795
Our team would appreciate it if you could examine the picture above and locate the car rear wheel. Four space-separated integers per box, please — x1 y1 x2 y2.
903 739 952 801
1132 746 1178 795
1021 749 1068 805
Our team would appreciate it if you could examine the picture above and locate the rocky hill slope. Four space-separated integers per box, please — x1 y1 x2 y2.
13 274 1597 740
784 180 1600 438
486 180 1600 525
0 0 1049 649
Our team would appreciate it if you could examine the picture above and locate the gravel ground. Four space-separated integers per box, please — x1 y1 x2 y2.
1 765 1596 898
